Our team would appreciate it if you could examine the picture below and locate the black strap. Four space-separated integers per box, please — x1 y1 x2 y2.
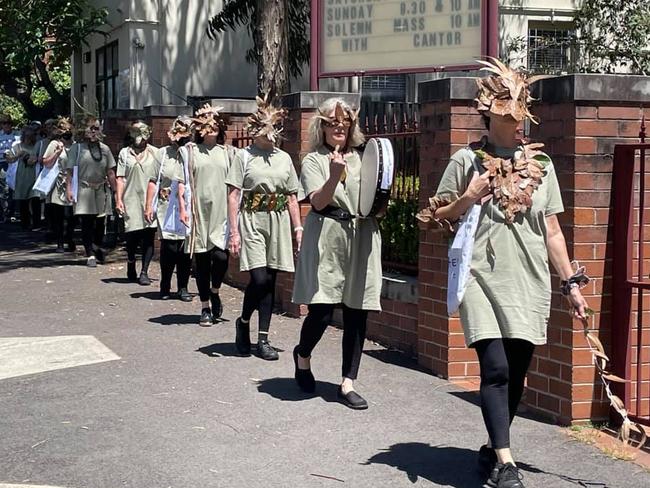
311 205 355 221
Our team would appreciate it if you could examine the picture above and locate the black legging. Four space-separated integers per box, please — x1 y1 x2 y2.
80 215 106 257
297 304 368 380
241 267 278 338
50 204 76 247
19 197 41 229
125 228 157 274
159 239 191 293
194 246 229 302
474 338 536 449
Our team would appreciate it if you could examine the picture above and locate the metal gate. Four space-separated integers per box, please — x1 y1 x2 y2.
611 139 650 426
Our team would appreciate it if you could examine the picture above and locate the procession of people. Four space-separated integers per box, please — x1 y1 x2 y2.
0 60 591 488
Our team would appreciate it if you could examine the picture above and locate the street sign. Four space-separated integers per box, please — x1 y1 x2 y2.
310 0 498 87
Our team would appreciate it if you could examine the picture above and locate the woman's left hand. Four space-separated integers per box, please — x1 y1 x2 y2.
566 287 589 320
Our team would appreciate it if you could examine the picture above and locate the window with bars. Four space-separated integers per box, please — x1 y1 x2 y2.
527 23 575 73
96 41 119 114
361 74 407 102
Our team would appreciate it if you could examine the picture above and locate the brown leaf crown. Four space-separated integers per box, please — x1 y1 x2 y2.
51 116 73 136
167 116 193 142
475 57 545 124
192 103 226 137
316 101 360 127
246 94 288 142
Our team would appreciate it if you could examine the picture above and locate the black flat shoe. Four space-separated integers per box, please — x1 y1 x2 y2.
199 308 214 327
491 463 525 488
210 292 223 319
293 346 315 393
235 318 251 356
257 340 279 361
159 290 171 300
337 387 368 410
138 272 152 286
178 288 192 302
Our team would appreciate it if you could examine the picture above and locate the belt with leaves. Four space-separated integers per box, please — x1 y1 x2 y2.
242 192 288 212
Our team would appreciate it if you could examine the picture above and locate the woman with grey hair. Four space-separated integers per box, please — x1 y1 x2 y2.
291 97 382 410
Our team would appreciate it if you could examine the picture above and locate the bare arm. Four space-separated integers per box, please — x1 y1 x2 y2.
144 181 157 223
309 148 347 211
227 186 241 257
178 182 189 226
65 169 74 202
42 142 63 168
546 214 588 319
288 194 302 251
433 172 491 223
107 168 117 193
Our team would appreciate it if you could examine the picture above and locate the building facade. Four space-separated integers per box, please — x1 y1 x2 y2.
73 1 582 114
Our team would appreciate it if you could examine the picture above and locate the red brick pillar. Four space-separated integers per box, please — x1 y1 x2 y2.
417 78 487 380
527 74 650 424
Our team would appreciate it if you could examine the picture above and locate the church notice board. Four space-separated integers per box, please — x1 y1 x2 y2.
313 0 497 79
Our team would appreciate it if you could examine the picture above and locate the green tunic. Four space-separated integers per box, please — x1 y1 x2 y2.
181 143 230 254
116 145 159 233
435 146 564 346
292 147 382 311
65 142 116 217
13 142 40 200
225 145 300 272
148 145 185 241
43 140 71 207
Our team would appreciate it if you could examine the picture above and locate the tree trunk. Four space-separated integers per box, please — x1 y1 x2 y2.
35 58 69 116
255 0 289 100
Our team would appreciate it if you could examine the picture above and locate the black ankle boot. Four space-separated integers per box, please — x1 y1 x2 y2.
127 261 137 281
257 339 279 361
210 292 223 319
235 318 251 356
293 346 315 393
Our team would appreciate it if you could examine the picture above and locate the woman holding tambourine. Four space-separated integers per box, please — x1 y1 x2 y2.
292 98 382 410
416 59 589 488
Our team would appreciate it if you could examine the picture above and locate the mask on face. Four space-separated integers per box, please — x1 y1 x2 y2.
129 122 152 146
245 93 288 145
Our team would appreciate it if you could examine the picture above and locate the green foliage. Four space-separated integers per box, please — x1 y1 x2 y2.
380 197 419 268
0 1 107 118
206 0 310 79
0 94 26 125
504 0 650 75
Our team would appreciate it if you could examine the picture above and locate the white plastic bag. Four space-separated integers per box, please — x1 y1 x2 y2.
162 180 188 237
33 163 59 195
447 203 481 315
6 162 17 190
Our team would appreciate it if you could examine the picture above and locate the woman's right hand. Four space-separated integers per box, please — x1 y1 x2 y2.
115 200 125 216
144 205 155 224
229 231 241 258
464 172 491 203
329 146 346 182
179 210 190 228
66 189 74 203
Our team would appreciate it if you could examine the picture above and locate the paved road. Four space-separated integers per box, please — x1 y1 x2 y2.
0 225 648 488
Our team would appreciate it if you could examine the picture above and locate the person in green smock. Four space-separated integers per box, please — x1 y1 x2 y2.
41 117 76 253
115 121 159 285
178 104 231 326
145 116 193 301
292 98 382 410
8 123 41 230
417 59 590 488
39 119 56 238
65 116 117 267
227 95 303 361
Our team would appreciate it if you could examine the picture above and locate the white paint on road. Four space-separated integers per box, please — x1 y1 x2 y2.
0 335 119 380
0 485 68 487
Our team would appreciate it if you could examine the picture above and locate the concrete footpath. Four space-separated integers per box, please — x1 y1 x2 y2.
0 224 648 488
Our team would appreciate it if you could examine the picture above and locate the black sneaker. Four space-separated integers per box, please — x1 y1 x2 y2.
293 346 315 393
491 463 524 488
478 445 498 484
199 308 214 327
127 262 137 281
337 387 368 410
177 288 192 302
210 292 223 319
159 290 171 300
256 340 279 361
93 247 105 264
235 318 251 356
138 272 152 286
56 244 65 254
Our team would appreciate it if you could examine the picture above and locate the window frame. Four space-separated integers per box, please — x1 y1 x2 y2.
95 41 119 113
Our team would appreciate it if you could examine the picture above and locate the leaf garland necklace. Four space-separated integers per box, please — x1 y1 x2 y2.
88 142 103 162
473 140 551 224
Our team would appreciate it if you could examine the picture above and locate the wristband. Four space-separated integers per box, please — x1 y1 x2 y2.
294 226 304 233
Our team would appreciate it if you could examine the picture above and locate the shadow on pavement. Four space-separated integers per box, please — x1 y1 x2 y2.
101 277 134 284
364 443 483 487
448 391 558 426
256 377 340 403
363 348 427 374
149 313 200 326
130 291 162 300
196 342 245 358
